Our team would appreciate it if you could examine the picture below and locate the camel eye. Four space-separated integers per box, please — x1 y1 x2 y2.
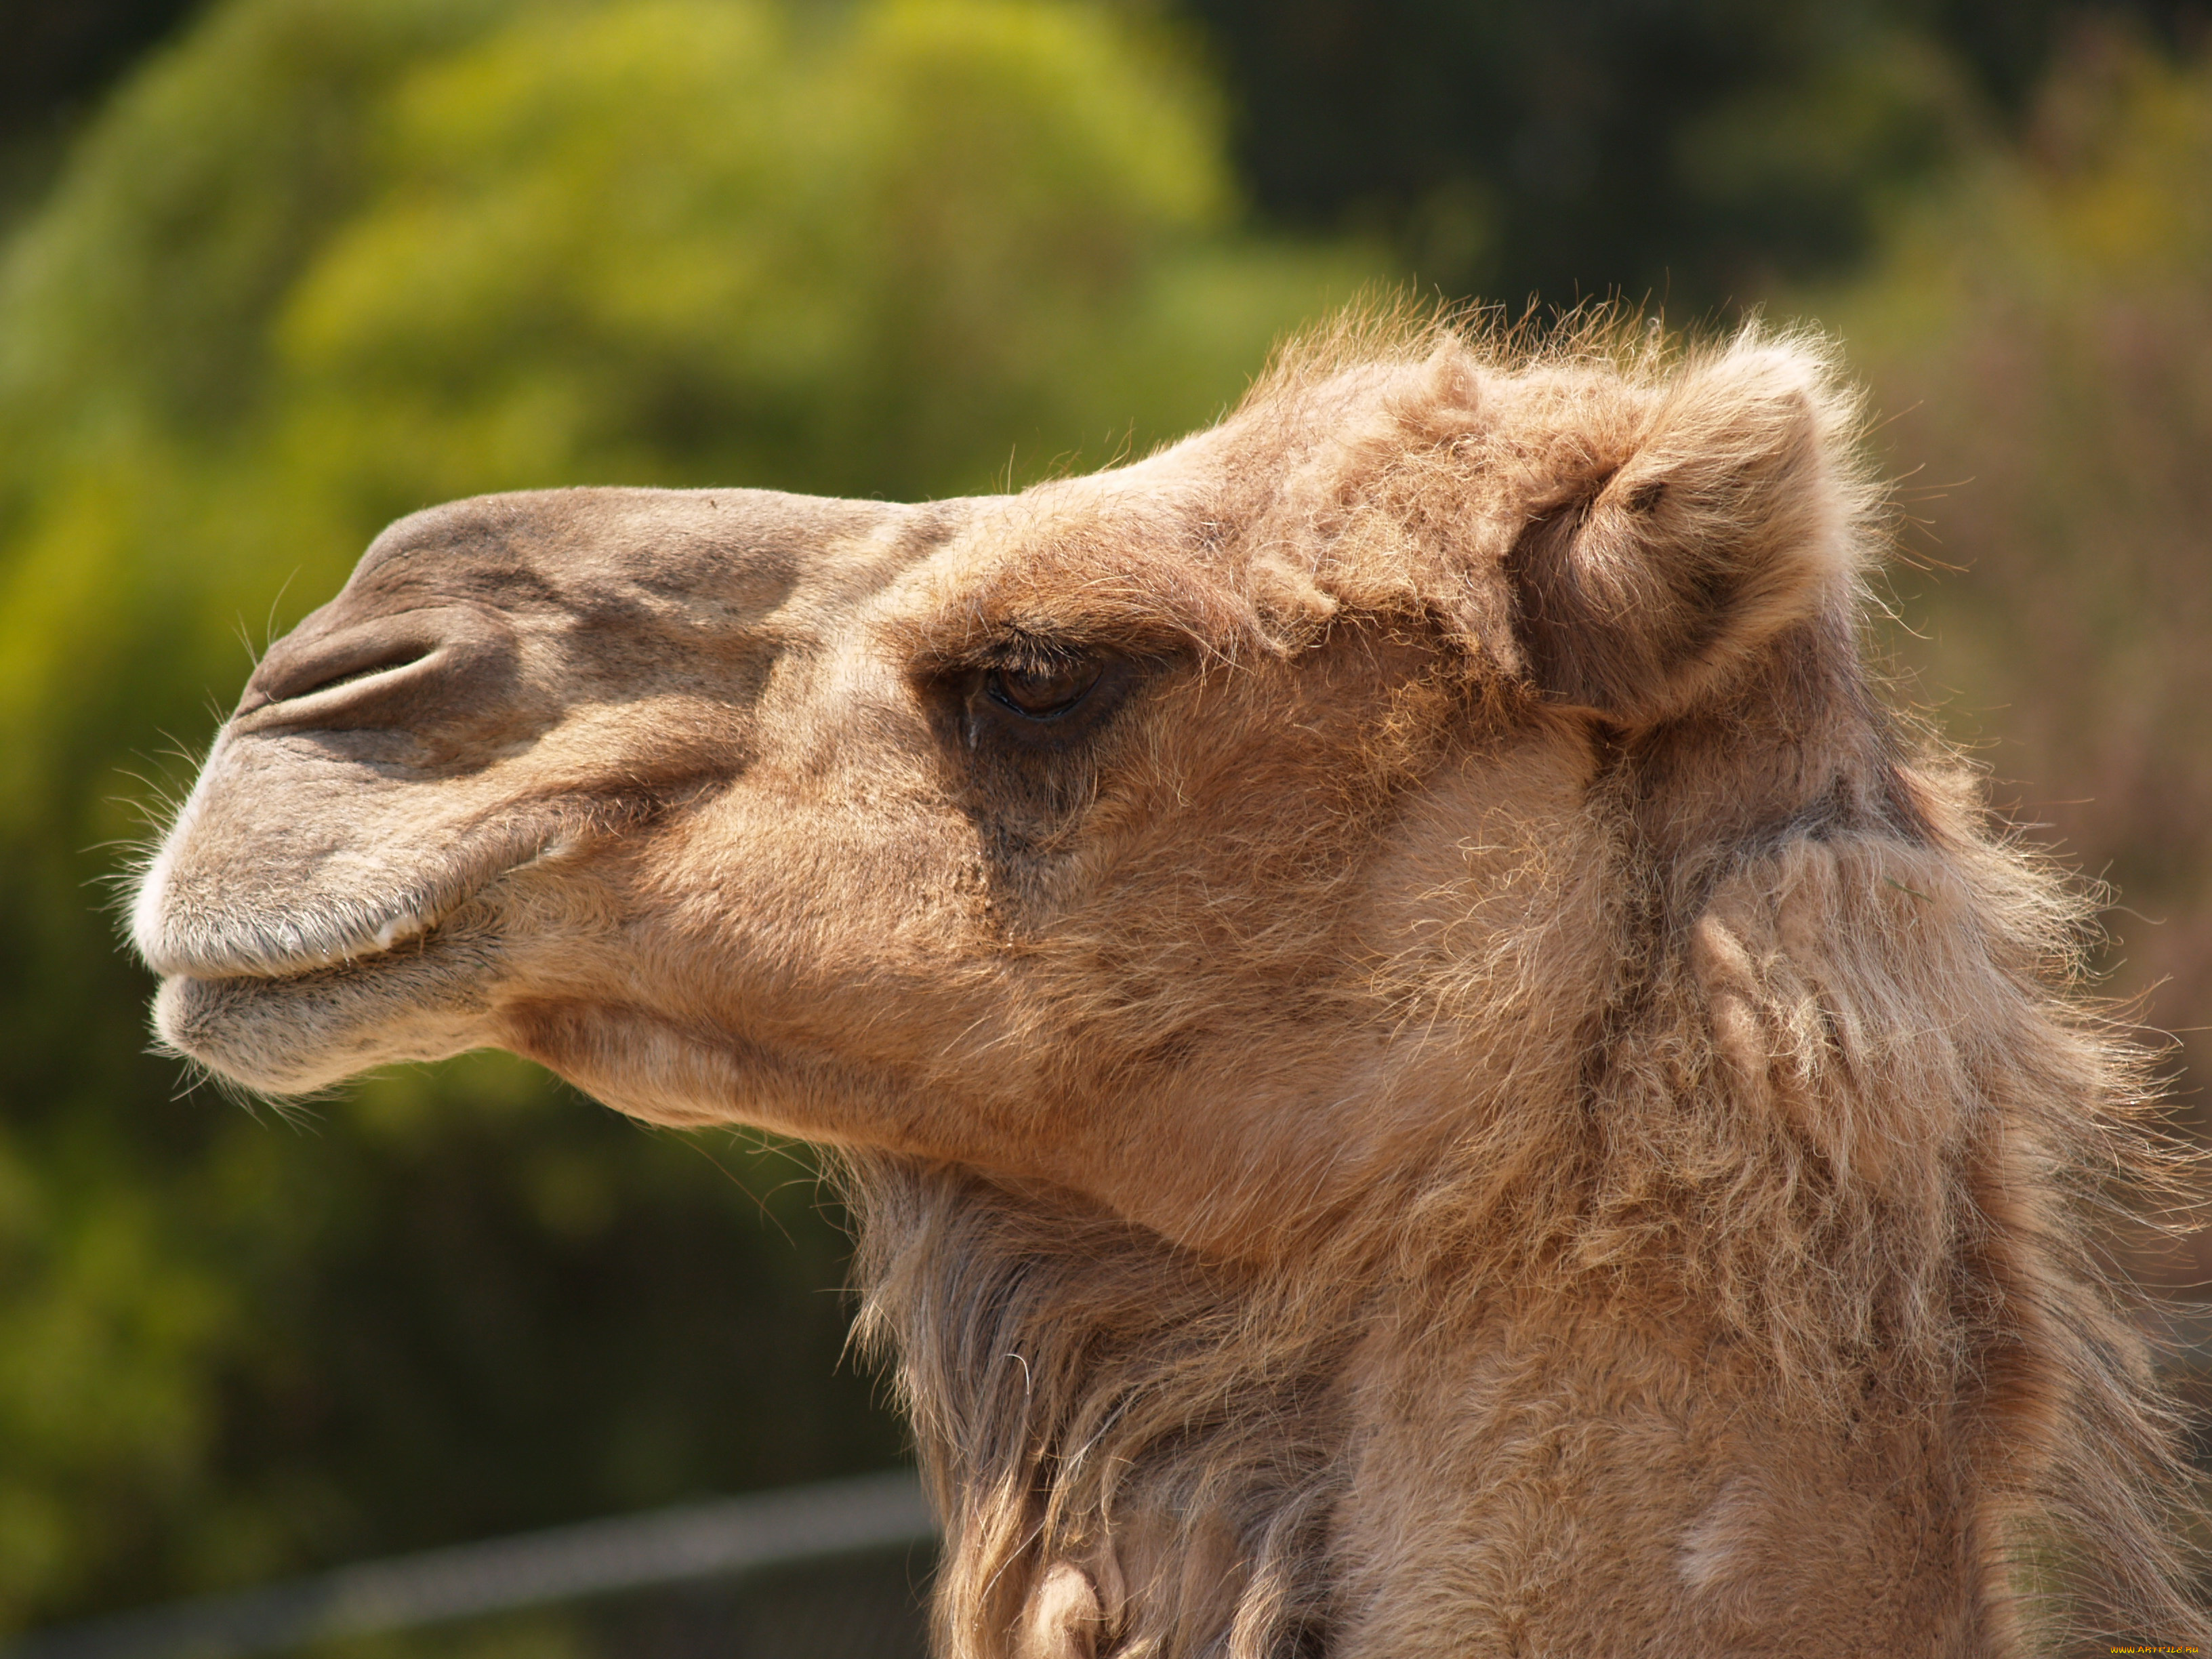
987 657 1104 720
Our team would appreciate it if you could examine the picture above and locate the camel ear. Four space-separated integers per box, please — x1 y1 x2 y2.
1504 342 1861 724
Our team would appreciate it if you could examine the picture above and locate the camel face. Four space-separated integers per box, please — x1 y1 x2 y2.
134 415 1591 1250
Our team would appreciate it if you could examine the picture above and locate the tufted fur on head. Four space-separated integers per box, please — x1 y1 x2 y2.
841 312 2205 1657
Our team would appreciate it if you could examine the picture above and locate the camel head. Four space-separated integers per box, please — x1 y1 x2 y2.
136 326 1862 1256
131 322 2203 1654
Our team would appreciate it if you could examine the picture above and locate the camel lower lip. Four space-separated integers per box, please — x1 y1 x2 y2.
152 931 497 1094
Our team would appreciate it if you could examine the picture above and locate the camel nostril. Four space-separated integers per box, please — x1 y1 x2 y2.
239 605 518 733
285 646 436 703
243 636 442 717
274 645 438 705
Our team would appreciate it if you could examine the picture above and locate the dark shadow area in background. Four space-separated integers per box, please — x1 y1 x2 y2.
0 0 202 219
1179 0 2211 306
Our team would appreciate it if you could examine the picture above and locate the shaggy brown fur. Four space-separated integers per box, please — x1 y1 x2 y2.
134 312 2205 1655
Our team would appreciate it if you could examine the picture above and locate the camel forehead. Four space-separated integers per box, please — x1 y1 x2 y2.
877 352 1656 668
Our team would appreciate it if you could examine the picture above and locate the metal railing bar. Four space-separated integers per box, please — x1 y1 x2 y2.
0 1469 935 1659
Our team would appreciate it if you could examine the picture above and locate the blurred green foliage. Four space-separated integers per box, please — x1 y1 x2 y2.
3 0 2211 1639
0 0 1359 1631
1179 0 2209 308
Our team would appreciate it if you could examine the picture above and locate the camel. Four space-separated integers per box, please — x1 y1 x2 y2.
131 315 2205 1656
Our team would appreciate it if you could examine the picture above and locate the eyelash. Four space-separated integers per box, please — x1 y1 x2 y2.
955 652 1134 752
985 659 1104 721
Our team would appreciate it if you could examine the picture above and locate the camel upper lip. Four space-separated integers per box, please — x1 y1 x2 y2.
158 895 453 983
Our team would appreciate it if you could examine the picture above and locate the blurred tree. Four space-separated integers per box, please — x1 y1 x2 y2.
0 0 203 226
0 0 1361 1631
1176 0 2210 309
11 1 2209 307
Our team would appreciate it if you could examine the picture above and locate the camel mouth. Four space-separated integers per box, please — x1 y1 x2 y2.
155 918 464 1002
144 844 560 985
148 909 510 1096
134 819 581 1094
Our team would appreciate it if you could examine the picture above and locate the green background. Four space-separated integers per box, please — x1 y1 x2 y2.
1 0 2208 1632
